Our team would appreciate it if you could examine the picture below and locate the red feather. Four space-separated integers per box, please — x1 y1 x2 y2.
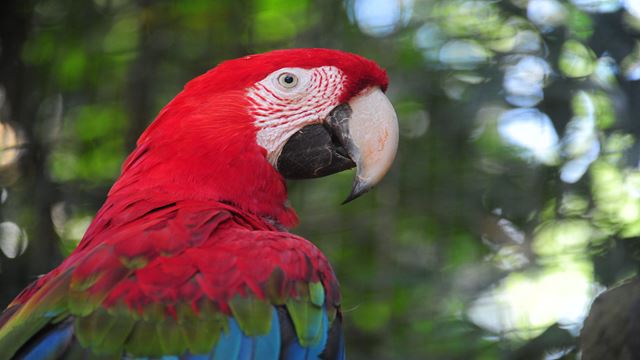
5 48 387 339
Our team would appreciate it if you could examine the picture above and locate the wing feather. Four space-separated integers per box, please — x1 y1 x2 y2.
0 199 344 359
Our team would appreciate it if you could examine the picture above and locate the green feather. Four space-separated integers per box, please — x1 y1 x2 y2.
68 267 131 317
309 282 325 307
228 294 273 336
67 291 99 317
181 301 226 354
156 316 188 355
68 273 99 292
0 273 70 358
181 319 222 354
285 298 324 347
90 308 135 355
64 341 119 360
140 302 164 321
125 320 164 356
75 308 114 348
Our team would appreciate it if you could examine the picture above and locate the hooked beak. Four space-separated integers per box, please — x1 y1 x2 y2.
277 87 399 203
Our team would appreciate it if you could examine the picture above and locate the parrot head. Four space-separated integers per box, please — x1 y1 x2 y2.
116 48 398 228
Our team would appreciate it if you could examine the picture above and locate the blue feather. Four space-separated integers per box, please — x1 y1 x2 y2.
229 307 281 360
184 354 209 360
284 341 308 360
306 310 329 359
22 323 74 360
253 308 280 359
236 335 253 360
337 331 345 360
212 318 242 360
284 307 329 360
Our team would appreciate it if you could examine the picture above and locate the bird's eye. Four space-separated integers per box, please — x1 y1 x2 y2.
277 73 298 88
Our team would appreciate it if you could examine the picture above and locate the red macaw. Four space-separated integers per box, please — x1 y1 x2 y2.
0 48 398 359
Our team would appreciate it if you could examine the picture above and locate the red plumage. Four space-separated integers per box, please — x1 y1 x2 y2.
1 48 391 358
12 197 339 317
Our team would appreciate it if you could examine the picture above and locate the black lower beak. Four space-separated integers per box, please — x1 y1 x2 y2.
276 105 356 179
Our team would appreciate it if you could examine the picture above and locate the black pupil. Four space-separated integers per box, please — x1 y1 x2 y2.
283 75 294 84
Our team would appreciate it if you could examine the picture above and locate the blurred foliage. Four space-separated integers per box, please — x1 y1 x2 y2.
2 0 640 358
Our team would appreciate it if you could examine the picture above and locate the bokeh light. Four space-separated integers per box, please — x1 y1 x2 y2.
527 0 568 31
0 221 28 259
498 108 559 164
570 0 622 13
0 123 21 168
503 56 551 107
352 0 413 37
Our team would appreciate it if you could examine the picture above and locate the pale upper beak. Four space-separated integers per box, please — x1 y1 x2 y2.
341 87 399 202
277 87 399 203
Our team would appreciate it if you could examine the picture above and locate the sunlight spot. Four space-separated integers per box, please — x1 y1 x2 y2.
414 24 446 61
625 171 640 199
414 24 443 50
560 193 590 216
625 0 640 18
353 0 413 37
622 48 640 81
67 216 92 242
625 61 640 80
503 56 551 107
527 0 568 31
592 56 619 88
439 40 491 69
560 140 600 183
0 221 28 259
0 122 23 168
570 0 622 13
559 40 597 78
468 261 594 339
442 76 468 100
589 160 640 233
513 30 543 53
620 199 640 223
399 108 430 138
493 246 530 271
533 219 592 257
560 91 601 183
498 108 559 164
51 202 92 255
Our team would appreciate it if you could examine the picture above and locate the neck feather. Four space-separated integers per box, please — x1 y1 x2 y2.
107 92 299 228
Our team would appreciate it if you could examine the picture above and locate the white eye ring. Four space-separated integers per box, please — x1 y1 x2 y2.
277 72 298 88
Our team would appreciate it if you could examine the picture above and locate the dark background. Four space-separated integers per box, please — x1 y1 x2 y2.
1 0 640 358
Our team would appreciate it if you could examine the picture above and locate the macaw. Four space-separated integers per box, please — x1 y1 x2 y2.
0 48 398 359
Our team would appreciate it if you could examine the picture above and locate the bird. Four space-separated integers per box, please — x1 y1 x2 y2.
0 48 398 359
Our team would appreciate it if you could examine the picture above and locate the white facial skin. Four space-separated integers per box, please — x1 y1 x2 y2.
247 66 346 164
247 66 399 196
